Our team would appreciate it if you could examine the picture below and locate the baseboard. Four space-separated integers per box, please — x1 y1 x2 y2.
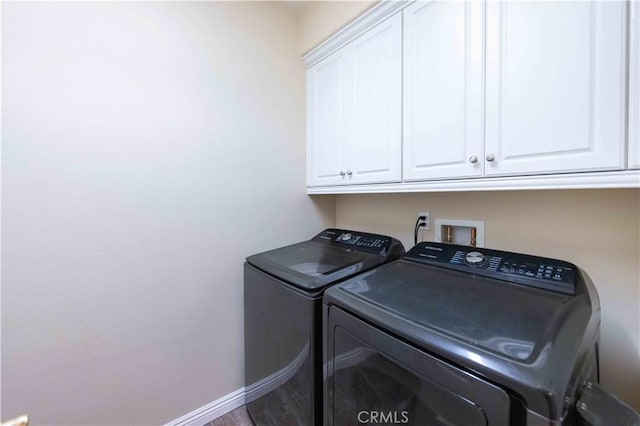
165 387 246 426
244 343 308 404
165 345 309 425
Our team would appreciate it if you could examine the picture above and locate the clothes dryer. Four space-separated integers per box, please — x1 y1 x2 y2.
323 242 639 425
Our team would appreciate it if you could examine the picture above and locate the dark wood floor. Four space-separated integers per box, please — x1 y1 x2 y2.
206 406 254 426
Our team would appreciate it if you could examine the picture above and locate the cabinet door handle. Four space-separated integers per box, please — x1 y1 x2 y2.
486 154 495 162
469 155 478 164
347 170 353 176
340 171 346 176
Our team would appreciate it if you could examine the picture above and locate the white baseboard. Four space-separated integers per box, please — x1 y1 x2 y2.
165 344 309 426
165 387 246 426
244 343 308 404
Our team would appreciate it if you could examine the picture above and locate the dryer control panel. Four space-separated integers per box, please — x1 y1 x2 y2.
406 242 577 295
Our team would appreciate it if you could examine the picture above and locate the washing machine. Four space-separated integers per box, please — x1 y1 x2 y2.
244 228 404 426
323 242 639 425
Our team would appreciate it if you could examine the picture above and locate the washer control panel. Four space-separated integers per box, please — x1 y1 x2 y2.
313 229 402 255
406 242 577 295
334 232 387 252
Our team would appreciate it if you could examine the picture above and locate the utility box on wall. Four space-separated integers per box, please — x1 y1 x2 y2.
434 219 485 248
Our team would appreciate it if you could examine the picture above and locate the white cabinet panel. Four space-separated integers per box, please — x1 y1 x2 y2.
630 1 640 169
485 1 626 176
403 1 484 181
307 12 402 187
307 50 349 186
348 12 402 184
305 0 634 193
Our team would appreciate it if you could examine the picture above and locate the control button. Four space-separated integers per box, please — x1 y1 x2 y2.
341 233 352 241
465 251 486 265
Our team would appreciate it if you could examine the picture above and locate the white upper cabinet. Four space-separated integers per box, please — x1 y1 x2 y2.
307 50 349 187
629 1 640 169
348 13 402 184
484 1 627 176
307 12 402 187
305 1 637 193
403 0 484 181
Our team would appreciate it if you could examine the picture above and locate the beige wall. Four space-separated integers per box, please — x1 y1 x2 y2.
300 0 640 412
2 2 334 424
336 190 640 410
298 1 378 54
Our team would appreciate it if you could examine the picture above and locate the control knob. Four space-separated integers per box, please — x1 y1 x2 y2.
341 233 353 241
465 251 486 265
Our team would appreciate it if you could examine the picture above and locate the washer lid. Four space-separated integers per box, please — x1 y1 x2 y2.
246 229 405 292
247 241 366 290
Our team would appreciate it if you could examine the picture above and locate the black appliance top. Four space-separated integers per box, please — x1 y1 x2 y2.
324 242 601 420
406 241 579 295
246 228 405 292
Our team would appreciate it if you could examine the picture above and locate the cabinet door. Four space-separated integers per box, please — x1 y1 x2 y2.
347 12 402 185
485 1 626 176
307 50 349 187
630 1 640 169
403 1 484 181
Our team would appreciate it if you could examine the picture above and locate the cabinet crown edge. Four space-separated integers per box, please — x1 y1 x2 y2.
303 0 413 67
307 171 640 194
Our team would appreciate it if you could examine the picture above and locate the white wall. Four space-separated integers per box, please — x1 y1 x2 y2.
1 2 334 424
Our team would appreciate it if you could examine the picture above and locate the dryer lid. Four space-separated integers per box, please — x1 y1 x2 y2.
332 259 574 361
